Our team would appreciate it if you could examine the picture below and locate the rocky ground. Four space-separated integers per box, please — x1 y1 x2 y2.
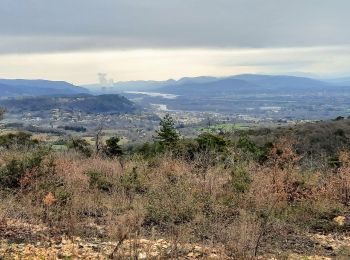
0 219 350 259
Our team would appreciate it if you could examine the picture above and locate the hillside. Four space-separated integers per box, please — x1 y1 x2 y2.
237 117 350 159
0 94 137 114
0 79 88 97
1 116 350 259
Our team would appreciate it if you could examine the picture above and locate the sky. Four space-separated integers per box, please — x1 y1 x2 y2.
0 0 350 85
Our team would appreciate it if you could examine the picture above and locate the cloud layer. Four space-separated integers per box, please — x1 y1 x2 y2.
1 46 349 84
1 0 350 53
1 1 349 83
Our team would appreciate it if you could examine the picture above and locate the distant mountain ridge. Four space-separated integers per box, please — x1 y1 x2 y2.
84 74 350 95
83 76 220 93
324 77 350 87
158 78 262 96
0 79 89 97
156 74 340 96
3 74 347 97
84 80 174 93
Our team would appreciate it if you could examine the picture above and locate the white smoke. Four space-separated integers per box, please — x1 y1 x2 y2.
98 73 114 87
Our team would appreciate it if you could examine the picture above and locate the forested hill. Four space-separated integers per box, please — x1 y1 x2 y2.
0 94 137 113
235 117 350 158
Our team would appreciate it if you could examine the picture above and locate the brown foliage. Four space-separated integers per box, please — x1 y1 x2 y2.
1 138 350 257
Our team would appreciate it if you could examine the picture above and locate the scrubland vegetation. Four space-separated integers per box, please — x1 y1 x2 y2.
1 114 350 258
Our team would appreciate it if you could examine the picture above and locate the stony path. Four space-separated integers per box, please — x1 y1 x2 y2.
1 219 350 259
0 237 227 259
0 219 226 259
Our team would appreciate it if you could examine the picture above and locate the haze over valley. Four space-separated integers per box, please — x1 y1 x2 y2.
1 73 350 143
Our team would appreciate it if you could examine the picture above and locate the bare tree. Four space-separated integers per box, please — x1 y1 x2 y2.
0 108 6 133
0 108 5 121
95 125 103 154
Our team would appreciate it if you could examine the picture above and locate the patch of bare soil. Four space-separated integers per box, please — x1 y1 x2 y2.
1 219 350 259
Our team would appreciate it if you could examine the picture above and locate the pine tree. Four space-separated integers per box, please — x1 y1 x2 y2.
155 114 180 147
104 136 123 157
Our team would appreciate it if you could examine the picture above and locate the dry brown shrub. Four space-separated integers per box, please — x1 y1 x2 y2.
268 137 302 169
4 135 350 258
325 151 350 206
43 192 57 207
54 152 122 186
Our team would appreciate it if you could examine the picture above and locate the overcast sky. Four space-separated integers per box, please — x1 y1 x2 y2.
0 0 349 84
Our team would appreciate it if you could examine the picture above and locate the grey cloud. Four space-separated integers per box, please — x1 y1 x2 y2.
0 0 350 53
221 60 316 68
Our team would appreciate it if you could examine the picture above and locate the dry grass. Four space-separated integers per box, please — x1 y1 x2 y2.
1 139 350 258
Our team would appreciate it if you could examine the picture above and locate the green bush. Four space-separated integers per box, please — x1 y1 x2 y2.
85 170 113 192
145 179 197 225
196 132 227 152
236 136 271 163
103 136 123 158
0 132 39 149
334 128 346 137
328 154 342 168
0 149 47 189
120 167 147 194
56 189 72 206
230 166 252 194
68 138 92 157
134 141 164 158
281 200 348 233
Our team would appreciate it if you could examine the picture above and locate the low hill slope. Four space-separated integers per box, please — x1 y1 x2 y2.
0 94 137 113
0 79 88 97
239 117 350 157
